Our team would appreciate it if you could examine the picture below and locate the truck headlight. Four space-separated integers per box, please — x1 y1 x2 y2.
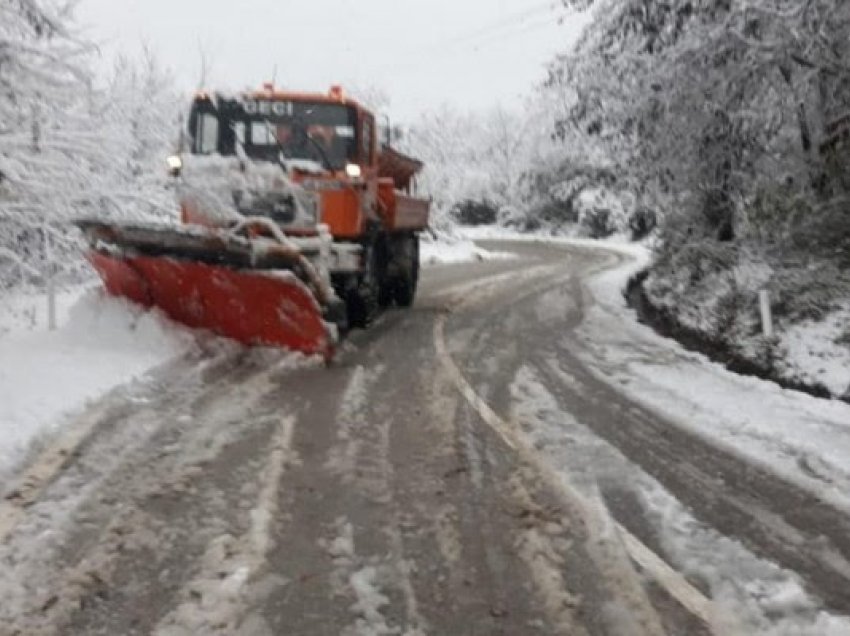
166 154 183 177
345 163 362 179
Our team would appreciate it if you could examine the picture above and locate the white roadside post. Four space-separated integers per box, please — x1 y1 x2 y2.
45 225 56 332
759 289 773 339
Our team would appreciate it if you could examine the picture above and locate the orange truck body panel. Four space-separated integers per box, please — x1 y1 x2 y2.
393 194 431 231
377 179 430 231
320 187 365 239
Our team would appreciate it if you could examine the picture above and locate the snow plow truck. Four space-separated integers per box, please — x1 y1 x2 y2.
76 85 430 359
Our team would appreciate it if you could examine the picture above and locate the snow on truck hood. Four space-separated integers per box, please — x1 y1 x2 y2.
178 154 318 228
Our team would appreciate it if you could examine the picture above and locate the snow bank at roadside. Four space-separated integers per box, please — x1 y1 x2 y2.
455 224 641 251
0 288 192 476
0 286 89 339
419 235 516 267
568 240 850 511
782 304 850 398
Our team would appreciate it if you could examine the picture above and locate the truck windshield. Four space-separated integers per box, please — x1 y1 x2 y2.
191 99 358 171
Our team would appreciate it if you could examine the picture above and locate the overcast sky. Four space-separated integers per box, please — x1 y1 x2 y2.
77 0 591 122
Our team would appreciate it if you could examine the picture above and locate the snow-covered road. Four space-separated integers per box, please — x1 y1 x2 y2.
1 239 849 635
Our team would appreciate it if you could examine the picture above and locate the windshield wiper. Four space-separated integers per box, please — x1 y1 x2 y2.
254 120 297 173
256 117 334 174
291 113 334 172
305 133 334 172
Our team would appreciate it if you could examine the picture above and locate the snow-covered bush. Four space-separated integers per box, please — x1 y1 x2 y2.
628 207 657 241
451 199 499 226
575 188 627 238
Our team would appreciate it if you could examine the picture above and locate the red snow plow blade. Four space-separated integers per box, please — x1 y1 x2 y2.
78 220 337 358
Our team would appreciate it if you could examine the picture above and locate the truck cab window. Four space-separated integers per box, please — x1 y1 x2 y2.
195 112 219 154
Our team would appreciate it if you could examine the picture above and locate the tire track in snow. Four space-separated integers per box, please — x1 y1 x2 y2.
506 470 589 635
324 364 428 636
421 372 465 573
326 364 391 503
0 356 296 635
513 362 735 632
434 287 678 636
321 515 426 636
154 415 297 635
429 253 617 633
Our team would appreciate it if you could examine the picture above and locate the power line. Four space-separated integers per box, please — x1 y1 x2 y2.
382 9 566 75
442 1 559 46
388 2 560 62
463 13 566 49
380 3 565 75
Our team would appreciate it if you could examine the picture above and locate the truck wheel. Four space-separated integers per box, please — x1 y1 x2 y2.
347 243 380 328
376 237 394 309
394 234 419 307
324 297 349 338
377 261 394 308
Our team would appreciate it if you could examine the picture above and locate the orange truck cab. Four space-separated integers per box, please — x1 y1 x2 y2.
184 84 430 326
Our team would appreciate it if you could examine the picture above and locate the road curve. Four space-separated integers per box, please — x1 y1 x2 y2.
0 241 847 635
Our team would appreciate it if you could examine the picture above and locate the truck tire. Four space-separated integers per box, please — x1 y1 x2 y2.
324 297 349 337
393 234 419 307
346 242 380 328
377 236 394 309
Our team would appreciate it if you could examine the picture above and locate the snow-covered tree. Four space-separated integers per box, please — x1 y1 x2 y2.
0 2 181 290
540 0 850 378
95 48 182 222
403 103 552 230
0 0 98 283
546 0 850 244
